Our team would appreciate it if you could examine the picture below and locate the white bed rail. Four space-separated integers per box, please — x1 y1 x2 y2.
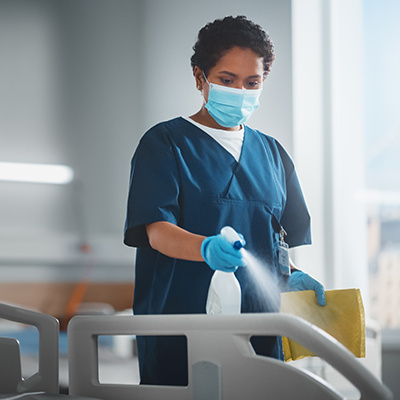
0 303 59 395
68 313 393 400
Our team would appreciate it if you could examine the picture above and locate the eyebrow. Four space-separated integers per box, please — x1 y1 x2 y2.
217 71 262 79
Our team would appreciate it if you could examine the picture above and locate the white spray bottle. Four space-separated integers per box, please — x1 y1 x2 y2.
206 226 243 315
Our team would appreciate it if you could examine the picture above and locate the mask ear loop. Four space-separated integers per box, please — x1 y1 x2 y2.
202 71 210 86
199 71 210 102
196 71 208 92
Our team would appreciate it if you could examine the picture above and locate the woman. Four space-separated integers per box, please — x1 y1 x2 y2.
124 15 325 386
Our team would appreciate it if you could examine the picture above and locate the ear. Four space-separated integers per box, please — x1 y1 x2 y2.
193 66 204 91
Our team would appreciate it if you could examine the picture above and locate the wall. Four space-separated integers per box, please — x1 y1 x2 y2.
0 0 136 283
0 0 294 313
0 0 369 315
134 0 294 150
292 0 368 300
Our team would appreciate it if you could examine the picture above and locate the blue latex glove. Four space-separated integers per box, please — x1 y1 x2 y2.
201 234 246 272
286 271 326 306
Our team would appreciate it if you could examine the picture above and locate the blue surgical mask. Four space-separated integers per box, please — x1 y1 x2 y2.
204 75 262 128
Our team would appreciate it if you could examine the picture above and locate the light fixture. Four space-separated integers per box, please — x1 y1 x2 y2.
0 162 74 184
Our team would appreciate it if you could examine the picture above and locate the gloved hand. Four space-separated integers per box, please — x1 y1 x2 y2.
201 234 246 272
286 271 326 306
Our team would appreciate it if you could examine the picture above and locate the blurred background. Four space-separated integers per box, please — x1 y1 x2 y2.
0 0 399 396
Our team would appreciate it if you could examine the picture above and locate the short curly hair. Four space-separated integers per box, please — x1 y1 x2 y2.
191 16 275 77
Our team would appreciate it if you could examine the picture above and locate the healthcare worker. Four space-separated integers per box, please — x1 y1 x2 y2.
124 15 325 386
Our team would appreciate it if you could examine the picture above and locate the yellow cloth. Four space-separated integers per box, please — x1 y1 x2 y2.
280 288 365 362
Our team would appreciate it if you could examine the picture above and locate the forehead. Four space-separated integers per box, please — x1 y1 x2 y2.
211 47 264 77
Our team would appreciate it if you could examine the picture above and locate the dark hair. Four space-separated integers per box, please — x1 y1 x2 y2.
191 15 275 76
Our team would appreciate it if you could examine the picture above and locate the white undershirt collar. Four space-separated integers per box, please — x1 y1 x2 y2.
182 116 244 162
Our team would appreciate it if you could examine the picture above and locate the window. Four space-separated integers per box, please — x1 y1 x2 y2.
363 0 400 329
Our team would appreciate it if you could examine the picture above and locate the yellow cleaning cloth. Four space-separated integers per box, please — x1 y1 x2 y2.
280 288 365 362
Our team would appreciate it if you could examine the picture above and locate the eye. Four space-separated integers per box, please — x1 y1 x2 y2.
245 80 261 89
220 78 233 86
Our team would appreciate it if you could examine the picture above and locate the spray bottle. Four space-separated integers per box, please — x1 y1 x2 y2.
206 226 244 315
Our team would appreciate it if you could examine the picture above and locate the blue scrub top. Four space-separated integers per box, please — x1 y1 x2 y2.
124 117 311 384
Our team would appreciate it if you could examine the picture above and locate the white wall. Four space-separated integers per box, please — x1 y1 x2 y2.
135 0 294 150
0 0 368 302
0 0 138 280
291 0 326 283
0 0 295 282
292 0 368 306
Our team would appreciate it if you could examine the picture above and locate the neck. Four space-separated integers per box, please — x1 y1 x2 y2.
189 107 241 131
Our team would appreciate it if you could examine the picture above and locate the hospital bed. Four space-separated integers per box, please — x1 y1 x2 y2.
0 302 393 400
69 313 394 400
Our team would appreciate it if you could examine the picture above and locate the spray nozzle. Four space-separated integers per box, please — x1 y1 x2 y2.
233 240 244 250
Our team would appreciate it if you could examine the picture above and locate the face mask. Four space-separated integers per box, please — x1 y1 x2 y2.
204 75 262 128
